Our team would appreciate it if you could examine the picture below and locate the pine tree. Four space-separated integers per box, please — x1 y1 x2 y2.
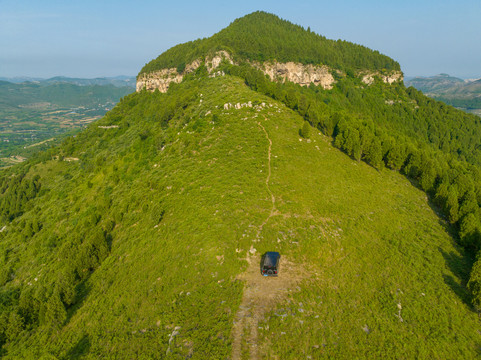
43 290 67 330
300 121 310 139
6 311 24 341
468 256 481 309
365 138 383 169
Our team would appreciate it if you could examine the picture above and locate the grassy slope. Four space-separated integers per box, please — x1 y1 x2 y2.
1 76 479 358
257 102 480 358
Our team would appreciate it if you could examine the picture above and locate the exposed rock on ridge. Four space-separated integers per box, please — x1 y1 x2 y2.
259 61 335 89
136 50 403 93
136 51 233 92
361 71 404 85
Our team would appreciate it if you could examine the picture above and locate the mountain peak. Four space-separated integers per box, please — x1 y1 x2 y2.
138 12 400 77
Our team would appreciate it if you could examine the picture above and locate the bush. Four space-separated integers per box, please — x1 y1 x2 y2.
300 121 310 139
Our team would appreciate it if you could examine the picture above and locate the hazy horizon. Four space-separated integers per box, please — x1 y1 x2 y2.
1 0 480 79
2 73 481 82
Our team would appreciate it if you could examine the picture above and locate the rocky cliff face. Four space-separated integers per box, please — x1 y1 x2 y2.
257 61 335 89
136 51 233 92
360 71 404 85
136 51 403 93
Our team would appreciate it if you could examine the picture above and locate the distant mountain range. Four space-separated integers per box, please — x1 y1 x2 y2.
405 74 481 114
0 75 136 88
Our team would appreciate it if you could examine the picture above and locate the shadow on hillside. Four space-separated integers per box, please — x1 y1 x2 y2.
426 198 458 239
65 281 92 324
439 247 475 310
63 334 90 359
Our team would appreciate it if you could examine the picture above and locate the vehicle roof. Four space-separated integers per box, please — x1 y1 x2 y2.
263 252 280 267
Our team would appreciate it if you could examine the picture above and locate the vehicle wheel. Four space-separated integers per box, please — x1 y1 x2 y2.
267 269 273 275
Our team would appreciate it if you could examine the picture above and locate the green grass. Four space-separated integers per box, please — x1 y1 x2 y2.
0 75 479 358
254 97 480 358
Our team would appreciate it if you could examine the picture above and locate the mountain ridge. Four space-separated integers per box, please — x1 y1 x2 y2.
1 12 481 359
138 12 400 78
405 74 481 114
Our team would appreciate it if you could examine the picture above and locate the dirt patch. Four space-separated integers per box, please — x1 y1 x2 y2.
231 255 306 359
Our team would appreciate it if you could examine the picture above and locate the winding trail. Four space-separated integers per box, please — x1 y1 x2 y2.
254 121 279 241
231 117 304 360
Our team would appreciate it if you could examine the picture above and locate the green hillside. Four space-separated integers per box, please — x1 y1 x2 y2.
0 74 479 359
405 74 465 93
139 11 400 76
2 11 481 359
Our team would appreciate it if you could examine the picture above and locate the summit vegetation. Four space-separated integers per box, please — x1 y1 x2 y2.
1 11 481 359
139 11 400 76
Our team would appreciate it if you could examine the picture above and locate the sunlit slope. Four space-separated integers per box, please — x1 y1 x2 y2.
256 97 479 358
1 76 479 358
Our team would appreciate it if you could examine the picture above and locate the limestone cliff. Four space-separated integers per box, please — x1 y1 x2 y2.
360 71 404 85
136 51 233 92
136 50 403 93
256 61 335 89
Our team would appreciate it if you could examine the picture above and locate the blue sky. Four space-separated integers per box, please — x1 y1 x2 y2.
0 0 480 78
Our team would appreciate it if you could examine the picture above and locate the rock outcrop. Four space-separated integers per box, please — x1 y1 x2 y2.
136 68 183 92
257 62 335 89
361 71 404 85
136 51 233 92
136 50 403 93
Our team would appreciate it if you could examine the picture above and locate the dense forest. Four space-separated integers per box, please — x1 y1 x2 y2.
139 11 400 76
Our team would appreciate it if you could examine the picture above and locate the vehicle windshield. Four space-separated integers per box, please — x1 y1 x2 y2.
263 253 278 267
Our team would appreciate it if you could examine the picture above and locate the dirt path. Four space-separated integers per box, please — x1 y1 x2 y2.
231 119 305 360
254 121 279 241
231 255 305 359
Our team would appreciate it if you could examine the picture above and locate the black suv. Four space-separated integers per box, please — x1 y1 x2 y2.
260 252 280 276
